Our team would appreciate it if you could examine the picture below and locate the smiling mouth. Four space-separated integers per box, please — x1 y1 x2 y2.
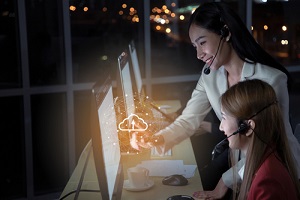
205 56 213 64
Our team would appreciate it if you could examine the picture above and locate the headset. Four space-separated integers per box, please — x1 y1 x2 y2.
236 120 250 135
203 25 229 75
236 100 278 135
220 25 229 39
211 120 249 160
211 100 277 160
216 2 230 40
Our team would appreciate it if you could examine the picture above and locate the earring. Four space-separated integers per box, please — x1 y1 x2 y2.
226 36 230 42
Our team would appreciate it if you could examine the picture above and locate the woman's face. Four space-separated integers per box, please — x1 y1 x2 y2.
189 24 231 71
219 107 249 151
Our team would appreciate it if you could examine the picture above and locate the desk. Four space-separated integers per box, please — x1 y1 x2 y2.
60 100 203 199
153 100 182 114
60 138 203 200
121 138 203 200
122 172 201 200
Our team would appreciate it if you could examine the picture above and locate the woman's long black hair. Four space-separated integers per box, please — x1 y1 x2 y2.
189 2 292 90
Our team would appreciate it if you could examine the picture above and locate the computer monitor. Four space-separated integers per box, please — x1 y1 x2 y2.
91 75 123 200
115 49 173 155
128 40 144 98
115 51 139 154
128 41 173 122
117 51 135 117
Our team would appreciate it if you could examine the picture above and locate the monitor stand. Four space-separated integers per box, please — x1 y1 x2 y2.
74 143 93 200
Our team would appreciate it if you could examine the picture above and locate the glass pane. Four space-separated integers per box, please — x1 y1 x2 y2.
152 81 197 106
0 96 25 199
31 93 68 195
252 0 300 67
150 1 204 78
74 90 93 161
70 1 144 83
252 1 300 128
149 0 244 78
26 0 66 86
68 0 244 81
0 0 22 88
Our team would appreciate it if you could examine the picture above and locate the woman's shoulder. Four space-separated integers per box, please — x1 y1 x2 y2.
255 62 286 74
254 152 292 184
244 62 287 84
248 152 298 200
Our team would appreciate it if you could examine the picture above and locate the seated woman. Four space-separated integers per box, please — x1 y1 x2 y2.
193 79 300 199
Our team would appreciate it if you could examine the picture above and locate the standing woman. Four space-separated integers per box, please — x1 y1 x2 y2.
217 79 300 200
131 2 300 198
187 2 300 197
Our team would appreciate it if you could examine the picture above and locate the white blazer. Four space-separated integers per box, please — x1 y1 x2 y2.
156 61 300 186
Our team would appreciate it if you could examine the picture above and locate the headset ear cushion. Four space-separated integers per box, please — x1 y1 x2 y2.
238 121 249 134
220 26 229 38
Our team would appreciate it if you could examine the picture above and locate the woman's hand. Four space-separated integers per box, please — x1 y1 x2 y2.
192 178 228 200
130 132 164 151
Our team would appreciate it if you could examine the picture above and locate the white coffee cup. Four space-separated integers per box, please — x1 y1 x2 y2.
127 166 149 188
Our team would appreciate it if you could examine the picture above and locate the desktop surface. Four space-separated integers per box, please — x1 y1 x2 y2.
60 99 203 200
60 138 203 200
122 172 201 200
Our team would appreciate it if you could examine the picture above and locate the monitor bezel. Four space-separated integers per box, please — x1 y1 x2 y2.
115 50 141 154
90 75 124 200
116 50 136 117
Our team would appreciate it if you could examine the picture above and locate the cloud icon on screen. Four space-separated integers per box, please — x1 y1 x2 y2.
118 113 148 131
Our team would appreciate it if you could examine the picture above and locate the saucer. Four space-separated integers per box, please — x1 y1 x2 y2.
123 179 154 191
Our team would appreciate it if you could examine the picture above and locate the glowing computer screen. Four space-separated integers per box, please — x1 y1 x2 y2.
129 40 143 97
91 76 123 200
118 51 135 116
